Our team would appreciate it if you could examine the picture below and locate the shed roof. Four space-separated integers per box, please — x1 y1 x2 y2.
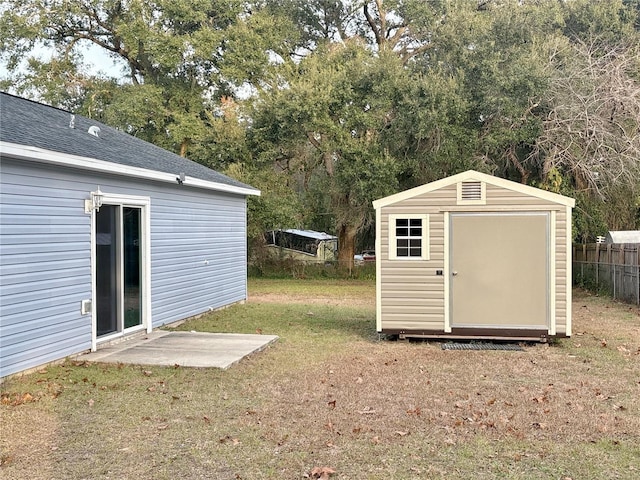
283 229 337 241
373 170 575 209
605 231 640 244
0 92 259 196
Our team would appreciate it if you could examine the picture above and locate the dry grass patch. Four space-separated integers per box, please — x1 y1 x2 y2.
1 282 639 479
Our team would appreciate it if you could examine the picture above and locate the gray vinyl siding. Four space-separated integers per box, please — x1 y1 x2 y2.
379 182 570 334
150 189 247 326
1 158 248 377
1 159 93 377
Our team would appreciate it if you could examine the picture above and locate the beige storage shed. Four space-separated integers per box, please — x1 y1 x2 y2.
373 170 575 341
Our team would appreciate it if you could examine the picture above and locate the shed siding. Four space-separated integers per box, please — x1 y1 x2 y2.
378 181 570 336
379 185 455 331
1 158 248 377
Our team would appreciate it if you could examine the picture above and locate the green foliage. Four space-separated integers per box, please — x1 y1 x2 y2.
249 40 405 261
225 162 303 242
248 257 376 280
3 0 640 244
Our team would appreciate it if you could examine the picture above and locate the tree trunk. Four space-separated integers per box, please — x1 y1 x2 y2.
337 223 357 273
179 139 188 157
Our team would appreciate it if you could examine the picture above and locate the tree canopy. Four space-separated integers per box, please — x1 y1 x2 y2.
2 0 639 261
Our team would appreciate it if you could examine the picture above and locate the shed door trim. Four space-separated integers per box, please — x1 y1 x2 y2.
448 211 551 330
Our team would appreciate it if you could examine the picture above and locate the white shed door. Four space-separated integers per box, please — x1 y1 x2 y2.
450 213 549 329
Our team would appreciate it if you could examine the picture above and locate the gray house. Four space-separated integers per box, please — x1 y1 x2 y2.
0 93 259 378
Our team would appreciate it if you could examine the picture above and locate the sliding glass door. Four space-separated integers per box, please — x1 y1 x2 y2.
95 204 143 337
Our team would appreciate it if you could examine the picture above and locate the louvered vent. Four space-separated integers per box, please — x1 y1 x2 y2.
460 181 483 201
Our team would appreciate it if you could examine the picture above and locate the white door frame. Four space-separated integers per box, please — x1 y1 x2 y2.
91 192 152 351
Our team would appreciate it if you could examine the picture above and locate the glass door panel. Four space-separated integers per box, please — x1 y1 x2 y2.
96 205 118 336
123 207 142 329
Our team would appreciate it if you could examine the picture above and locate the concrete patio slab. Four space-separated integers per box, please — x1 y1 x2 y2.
80 331 278 369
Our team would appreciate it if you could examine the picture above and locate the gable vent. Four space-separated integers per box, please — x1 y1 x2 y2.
460 181 483 201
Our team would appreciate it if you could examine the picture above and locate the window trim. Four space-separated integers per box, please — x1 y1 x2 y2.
388 214 429 260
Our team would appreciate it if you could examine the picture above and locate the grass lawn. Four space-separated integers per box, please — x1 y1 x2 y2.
1 280 639 479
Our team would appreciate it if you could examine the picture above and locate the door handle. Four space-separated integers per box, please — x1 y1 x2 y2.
452 271 458 276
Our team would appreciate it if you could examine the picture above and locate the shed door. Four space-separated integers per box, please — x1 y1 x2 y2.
450 213 549 330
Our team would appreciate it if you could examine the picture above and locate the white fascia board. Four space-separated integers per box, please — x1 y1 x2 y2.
0 141 261 197
373 170 574 209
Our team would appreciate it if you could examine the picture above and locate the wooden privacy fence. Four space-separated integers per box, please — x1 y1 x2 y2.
573 243 640 305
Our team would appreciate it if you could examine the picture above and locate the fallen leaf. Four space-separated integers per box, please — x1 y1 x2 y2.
394 430 409 437
255 328 263 335
359 406 376 415
601 339 608 347
371 435 380 444
219 435 240 445
143 370 153 376
327 400 336 409
88 399 94 407
310 466 336 479
203 415 211 423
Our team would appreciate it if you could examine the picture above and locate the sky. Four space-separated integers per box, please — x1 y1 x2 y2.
0 42 126 92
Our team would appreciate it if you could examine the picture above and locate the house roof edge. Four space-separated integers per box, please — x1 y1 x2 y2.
0 141 261 197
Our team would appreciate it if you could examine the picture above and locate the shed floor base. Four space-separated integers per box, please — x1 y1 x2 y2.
383 328 558 343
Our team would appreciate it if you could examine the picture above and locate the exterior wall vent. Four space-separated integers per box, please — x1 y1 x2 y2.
461 181 482 200
88 126 101 138
457 180 486 205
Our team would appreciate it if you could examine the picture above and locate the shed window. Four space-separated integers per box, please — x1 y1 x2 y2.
389 214 429 260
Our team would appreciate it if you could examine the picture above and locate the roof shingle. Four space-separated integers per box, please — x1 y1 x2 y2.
0 92 255 192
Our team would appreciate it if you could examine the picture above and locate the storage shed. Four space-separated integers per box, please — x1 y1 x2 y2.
0 93 260 378
373 170 575 341
605 230 640 244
